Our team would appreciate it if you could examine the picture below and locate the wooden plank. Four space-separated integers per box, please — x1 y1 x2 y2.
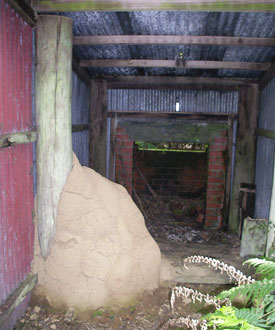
6 0 36 26
224 118 233 229
36 15 73 259
108 111 237 121
259 62 275 90
74 35 275 47
33 0 275 13
256 128 275 139
106 76 257 90
80 59 270 71
229 85 259 232
0 130 37 148
0 274 38 328
72 124 90 133
90 80 108 176
72 55 91 87
118 120 227 144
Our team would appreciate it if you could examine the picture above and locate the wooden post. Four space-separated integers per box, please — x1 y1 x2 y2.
266 154 275 257
90 79 108 176
229 85 259 232
35 15 73 258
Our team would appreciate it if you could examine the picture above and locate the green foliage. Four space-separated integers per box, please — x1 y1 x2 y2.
244 258 275 280
204 306 265 329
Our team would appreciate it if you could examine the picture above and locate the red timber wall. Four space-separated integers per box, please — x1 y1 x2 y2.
0 0 34 328
115 127 227 229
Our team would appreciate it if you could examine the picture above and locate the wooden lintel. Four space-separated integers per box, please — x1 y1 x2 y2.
72 55 91 87
108 111 237 121
72 124 90 133
0 130 37 148
6 0 36 26
259 62 275 90
0 274 38 327
74 35 275 47
33 0 275 13
256 128 275 139
81 59 270 71
105 76 257 90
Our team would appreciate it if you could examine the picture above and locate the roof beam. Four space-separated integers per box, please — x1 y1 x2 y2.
80 59 270 71
34 0 275 12
105 76 257 91
6 0 36 26
259 62 275 90
74 35 275 47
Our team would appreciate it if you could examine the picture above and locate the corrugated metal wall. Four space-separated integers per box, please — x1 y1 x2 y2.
254 78 275 218
108 89 238 114
0 0 34 328
71 72 90 166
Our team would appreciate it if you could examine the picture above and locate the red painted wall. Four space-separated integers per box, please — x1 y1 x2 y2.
0 0 34 325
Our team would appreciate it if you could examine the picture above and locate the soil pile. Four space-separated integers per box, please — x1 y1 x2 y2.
32 154 161 316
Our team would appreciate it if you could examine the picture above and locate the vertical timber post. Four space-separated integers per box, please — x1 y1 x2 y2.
229 85 259 232
266 154 275 256
35 16 73 258
90 79 108 176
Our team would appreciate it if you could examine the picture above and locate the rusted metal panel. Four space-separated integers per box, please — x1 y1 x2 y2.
0 1 34 328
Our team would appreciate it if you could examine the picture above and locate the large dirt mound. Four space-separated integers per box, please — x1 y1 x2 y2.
32 154 161 315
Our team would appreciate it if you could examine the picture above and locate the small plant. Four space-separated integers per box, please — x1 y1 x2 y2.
160 255 275 330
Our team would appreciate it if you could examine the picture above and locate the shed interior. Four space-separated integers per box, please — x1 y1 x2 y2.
1 0 275 329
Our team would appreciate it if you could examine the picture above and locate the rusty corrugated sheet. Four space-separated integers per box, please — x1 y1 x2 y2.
0 0 34 328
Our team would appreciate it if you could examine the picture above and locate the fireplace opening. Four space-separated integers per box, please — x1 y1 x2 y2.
132 141 210 242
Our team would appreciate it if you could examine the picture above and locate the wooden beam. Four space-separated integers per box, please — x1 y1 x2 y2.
0 274 38 328
259 62 275 90
36 15 73 259
74 35 275 47
72 124 90 133
80 59 270 71
72 55 91 87
256 128 275 139
33 0 275 12
6 0 36 27
0 130 37 148
105 76 257 90
108 111 237 121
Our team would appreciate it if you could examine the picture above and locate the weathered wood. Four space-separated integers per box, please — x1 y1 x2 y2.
229 85 259 232
108 111 237 121
107 117 116 181
74 35 275 47
259 62 275 90
36 15 73 259
0 130 37 148
90 79 108 176
72 55 91 87
72 124 90 133
80 59 270 71
266 153 275 257
6 0 36 26
224 118 233 229
118 121 227 144
33 0 275 12
106 76 257 91
0 274 38 328
256 128 275 139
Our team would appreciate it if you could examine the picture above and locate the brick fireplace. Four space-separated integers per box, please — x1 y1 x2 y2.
115 127 227 229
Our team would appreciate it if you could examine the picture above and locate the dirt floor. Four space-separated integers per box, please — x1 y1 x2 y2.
14 233 250 330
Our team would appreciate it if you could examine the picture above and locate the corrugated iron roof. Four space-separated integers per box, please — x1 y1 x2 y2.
55 11 275 78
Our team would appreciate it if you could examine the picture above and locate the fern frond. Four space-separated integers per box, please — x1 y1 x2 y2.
217 279 275 303
244 258 275 280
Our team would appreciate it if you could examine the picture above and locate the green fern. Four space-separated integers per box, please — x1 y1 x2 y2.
244 258 275 280
217 279 275 305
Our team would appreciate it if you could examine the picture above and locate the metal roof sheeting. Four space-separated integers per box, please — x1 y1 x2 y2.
108 89 238 113
58 11 275 78
71 72 90 165
254 78 275 219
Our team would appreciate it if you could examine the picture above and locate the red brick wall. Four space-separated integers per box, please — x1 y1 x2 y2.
133 147 207 199
205 133 227 229
115 128 133 195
